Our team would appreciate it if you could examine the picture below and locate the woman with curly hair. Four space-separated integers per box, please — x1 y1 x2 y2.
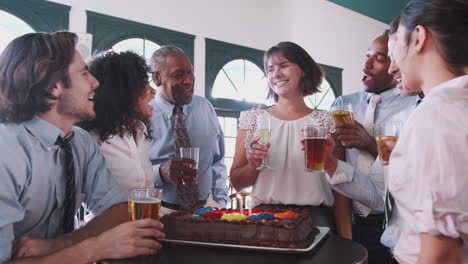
80 51 156 193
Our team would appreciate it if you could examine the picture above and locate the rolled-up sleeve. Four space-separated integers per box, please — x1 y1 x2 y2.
0 158 26 263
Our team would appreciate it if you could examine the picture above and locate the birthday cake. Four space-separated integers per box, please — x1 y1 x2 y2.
161 207 319 248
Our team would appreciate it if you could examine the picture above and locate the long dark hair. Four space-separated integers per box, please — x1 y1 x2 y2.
79 51 153 143
0 31 77 122
264 42 324 102
399 0 468 73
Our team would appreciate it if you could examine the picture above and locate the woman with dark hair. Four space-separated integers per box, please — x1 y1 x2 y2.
230 42 351 237
387 0 468 263
80 51 156 193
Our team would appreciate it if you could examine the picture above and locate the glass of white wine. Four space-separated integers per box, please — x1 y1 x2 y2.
255 110 271 170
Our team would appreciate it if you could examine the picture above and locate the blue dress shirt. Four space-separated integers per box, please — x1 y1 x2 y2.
149 94 229 207
0 116 127 262
331 88 418 213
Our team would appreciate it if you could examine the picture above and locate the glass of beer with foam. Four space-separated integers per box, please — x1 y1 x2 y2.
331 104 354 125
374 120 402 165
128 188 162 221
303 125 329 172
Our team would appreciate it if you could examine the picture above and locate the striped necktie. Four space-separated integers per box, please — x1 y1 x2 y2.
55 132 76 233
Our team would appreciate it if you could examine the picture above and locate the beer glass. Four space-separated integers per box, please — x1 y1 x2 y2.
374 121 402 165
303 125 328 172
255 110 271 170
331 104 354 125
128 188 162 221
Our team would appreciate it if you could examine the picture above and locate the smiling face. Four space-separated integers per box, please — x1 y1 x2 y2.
56 50 99 123
135 80 156 119
362 35 395 93
154 52 194 105
390 25 424 95
266 52 305 99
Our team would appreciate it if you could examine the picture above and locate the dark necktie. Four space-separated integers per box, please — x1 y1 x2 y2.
173 105 199 211
55 132 76 233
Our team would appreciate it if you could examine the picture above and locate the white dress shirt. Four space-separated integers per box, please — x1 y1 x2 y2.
90 121 154 193
327 104 416 249
331 88 418 213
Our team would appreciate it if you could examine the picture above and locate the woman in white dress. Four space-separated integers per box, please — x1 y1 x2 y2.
80 51 156 193
230 42 351 238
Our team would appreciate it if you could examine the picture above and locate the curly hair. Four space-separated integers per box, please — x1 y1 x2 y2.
79 51 153 143
0 31 76 122
264 42 324 102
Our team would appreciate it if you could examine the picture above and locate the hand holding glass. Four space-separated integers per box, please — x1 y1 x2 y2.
374 121 402 165
128 188 162 221
255 110 271 170
303 125 328 172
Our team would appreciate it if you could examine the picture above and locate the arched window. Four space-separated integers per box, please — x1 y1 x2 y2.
0 10 35 52
305 79 337 111
212 59 268 104
0 1 69 53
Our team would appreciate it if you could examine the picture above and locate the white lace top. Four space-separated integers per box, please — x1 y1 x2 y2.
239 109 335 207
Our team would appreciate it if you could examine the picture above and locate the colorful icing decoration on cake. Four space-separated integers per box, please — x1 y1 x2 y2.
203 210 224 219
221 213 248 221
273 211 299 220
193 207 215 216
248 212 275 221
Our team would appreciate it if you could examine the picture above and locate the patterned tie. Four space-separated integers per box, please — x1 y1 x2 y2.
55 132 76 233
355 94 382 216
173 105 199 211
174 105 191 154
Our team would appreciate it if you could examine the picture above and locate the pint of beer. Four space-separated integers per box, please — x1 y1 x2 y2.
303 125 329 172
331 104 354 125
128 188 162 221
374 121 402 165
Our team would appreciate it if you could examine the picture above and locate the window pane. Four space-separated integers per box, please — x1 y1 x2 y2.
0 10 35 53
224 117 238 137
212 59 269 104
224 137 236 158
305 80 336 111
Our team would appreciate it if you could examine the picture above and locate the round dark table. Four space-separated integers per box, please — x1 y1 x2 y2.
100 234 367 264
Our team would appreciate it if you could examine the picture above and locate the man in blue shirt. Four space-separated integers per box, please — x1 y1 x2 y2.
149 46 229 211
0 32 164 263
330 32 418 264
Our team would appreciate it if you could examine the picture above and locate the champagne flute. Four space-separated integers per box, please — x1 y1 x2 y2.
255 110 271 170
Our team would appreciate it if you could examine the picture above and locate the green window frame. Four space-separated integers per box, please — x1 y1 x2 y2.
86 11 195 63
0 0 69 32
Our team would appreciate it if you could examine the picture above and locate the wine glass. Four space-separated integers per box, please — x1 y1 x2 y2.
255 110 271 170
237 186 253 215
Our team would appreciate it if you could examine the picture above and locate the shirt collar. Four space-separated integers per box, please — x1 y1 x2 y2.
24 116 66 148
154 93 191 118
366 87 400 104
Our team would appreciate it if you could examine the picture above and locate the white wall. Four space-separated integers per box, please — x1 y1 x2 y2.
48 0 387 96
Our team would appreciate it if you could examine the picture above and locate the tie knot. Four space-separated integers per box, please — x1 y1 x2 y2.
174 105 183 115
369 94 382 105
55 132 75 147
